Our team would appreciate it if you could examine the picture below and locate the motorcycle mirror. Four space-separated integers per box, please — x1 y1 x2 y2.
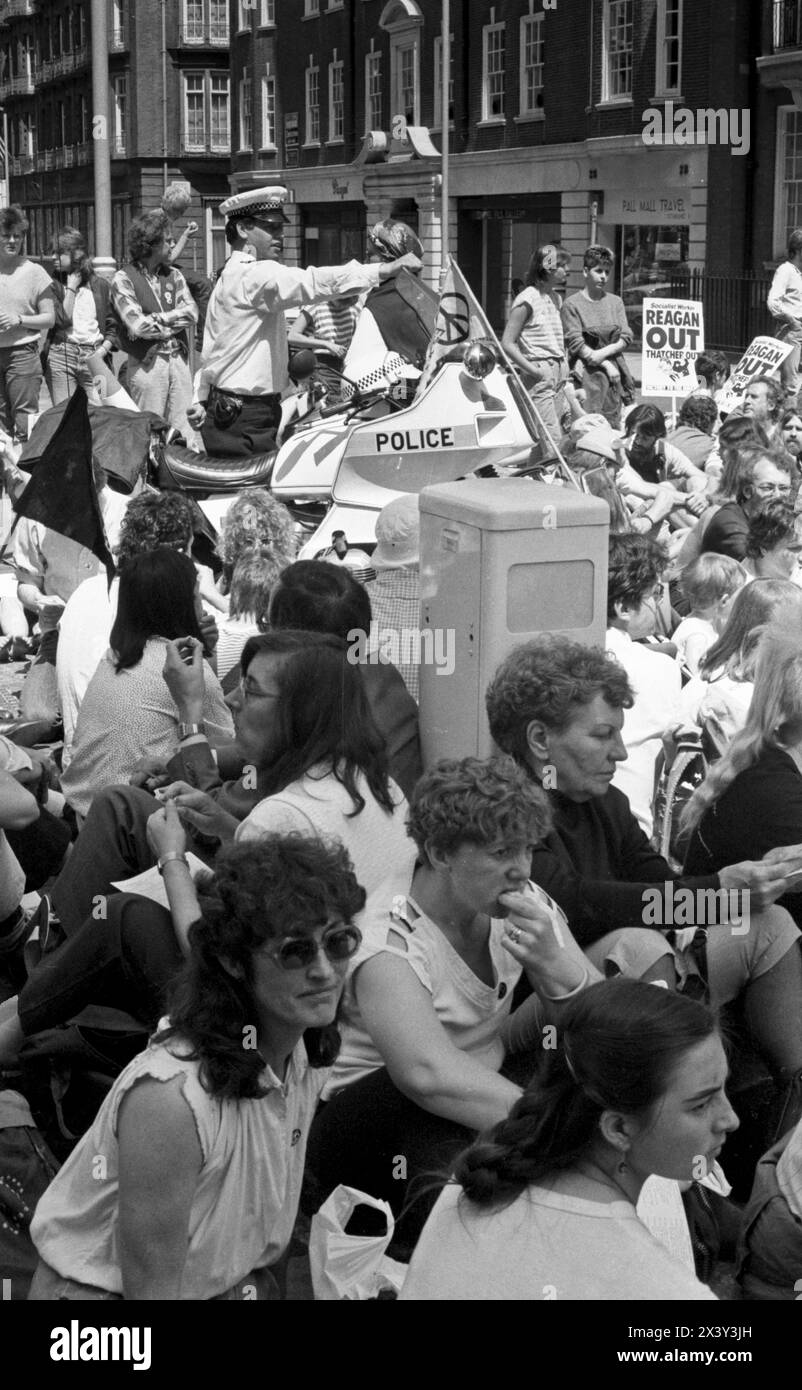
462 340 498 380
289 348 319 382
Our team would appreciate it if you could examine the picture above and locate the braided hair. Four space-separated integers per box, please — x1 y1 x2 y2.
454 979 718 1209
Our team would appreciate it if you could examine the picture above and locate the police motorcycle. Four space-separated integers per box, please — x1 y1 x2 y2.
275 338 568 559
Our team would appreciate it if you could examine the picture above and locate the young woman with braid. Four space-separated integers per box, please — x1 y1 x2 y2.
400 980 736 1300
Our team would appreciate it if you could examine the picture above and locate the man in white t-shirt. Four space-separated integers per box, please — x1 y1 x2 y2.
767 227 802 405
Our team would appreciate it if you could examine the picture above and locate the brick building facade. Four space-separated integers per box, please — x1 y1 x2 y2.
0 0 231 274
227 0 762 335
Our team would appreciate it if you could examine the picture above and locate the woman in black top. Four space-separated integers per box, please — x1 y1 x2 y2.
683 618 802 926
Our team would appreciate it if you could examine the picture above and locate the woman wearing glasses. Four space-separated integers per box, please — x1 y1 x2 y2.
0 630 408 1063
27 834 365 1300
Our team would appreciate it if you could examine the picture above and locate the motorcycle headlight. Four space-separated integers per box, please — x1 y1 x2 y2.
462 340 497 380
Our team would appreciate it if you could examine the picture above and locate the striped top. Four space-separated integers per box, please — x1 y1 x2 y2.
513 285 566 362
300 299 360 352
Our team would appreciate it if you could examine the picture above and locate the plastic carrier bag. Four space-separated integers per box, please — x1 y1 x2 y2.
309 1185 408 1301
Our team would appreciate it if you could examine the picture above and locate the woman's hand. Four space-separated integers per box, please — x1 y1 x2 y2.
146 801 188 860
163 637 204 722
154 782 238 843
498 884 598 999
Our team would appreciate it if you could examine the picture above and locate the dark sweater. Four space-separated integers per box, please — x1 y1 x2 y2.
530 786 720 948
684 745 802 926
700 500 749 560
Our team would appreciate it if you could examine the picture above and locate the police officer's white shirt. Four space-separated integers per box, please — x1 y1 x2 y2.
196 252 383 400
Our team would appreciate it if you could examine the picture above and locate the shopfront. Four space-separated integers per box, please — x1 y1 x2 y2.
598 190 693 346
300 200 366 268
457 193 562 331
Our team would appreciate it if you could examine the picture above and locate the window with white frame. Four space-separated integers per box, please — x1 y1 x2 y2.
210 72 230 150
520 12 544 115
76 3 87 49
183 0 204 43
329 58 344 141
79 92 89 143
111 0 125 48
184 72 206 150
237 0 253 28
602 0 633 101
776 107 802 255
112 73 127 153
433 34 454 129
482 21 505 120
261 73 276 148
239 72 253 149
382 2 422 130
304 0 320 15
390 38 418 125
261 0 275 23
305 60 320 143
209 0 228 42
365 49 382 131
655 0 682 96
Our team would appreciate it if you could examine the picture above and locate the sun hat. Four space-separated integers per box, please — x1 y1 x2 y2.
372 494 421 569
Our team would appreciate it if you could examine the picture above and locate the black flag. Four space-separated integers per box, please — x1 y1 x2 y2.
11 386 115 583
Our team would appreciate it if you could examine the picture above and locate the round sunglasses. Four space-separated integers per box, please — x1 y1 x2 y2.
266 924 361 971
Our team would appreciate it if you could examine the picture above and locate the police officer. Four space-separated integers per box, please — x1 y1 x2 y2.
189 187 422 458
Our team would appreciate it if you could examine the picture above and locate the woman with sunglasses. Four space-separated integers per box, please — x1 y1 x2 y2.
27 834 365 1300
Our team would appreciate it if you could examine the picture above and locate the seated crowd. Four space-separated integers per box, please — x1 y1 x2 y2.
3 437 802 1303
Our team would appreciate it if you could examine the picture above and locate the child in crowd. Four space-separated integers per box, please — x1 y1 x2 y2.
674 554 746 677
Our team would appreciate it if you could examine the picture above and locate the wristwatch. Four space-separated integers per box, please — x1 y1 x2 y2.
178 721 206 741
157 852 189 875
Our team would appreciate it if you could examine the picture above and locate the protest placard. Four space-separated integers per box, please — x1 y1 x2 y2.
640 298 704 396
716 336 794 415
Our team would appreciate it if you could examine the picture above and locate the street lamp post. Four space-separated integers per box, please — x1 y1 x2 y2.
441 0 450 280
90 0 114 276
0 107 9 208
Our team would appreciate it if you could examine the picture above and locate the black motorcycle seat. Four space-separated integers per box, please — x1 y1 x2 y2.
158 443 275 492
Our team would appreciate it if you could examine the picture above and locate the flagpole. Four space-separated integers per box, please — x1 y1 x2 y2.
440 0 450 287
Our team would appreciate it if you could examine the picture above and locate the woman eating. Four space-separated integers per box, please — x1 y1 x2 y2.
305 754 602 1255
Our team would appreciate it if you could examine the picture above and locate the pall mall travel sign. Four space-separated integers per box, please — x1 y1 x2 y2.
640 298 705 397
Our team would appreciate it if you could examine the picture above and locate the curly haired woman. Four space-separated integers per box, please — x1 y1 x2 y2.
27 834 365 1301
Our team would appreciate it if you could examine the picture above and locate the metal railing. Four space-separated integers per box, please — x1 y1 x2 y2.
668 269 773 353
773 0 802 51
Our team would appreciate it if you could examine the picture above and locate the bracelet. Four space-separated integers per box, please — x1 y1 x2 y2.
539 965 590 1002
157 852 189 875
178 721 205 742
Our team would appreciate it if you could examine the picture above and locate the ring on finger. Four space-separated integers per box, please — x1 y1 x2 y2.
508 925 522 944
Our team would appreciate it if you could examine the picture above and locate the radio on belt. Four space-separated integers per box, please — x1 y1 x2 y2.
417 478 610 764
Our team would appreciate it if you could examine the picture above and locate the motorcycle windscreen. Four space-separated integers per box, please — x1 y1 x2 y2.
344 270 438 389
